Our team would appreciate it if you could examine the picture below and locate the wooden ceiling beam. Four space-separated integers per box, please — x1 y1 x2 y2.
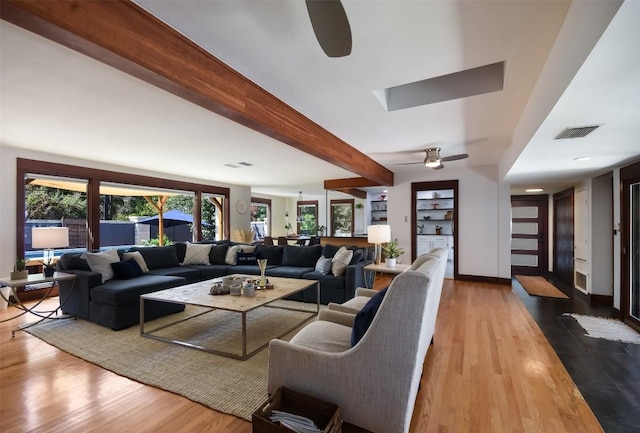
1 0 394 186
335 188 367 199
324 177 385 190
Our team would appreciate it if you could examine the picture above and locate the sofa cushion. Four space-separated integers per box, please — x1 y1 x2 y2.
331 247 353 277
182 243 212 265
282 245 322 267
59 253 91 271
266 266 314 279
134 246 180 270
209 244 230 265
302 271 345 289
123 251 149 273
175 242 187 263
185 264 230 280
229 265 261 275
90 275 187 305
111 259 144 280
290 320 352 353
147 266 201 283
85 249 121 283
321 244 341 259
314 256 333 275
256 245 284 266
351 287 388 346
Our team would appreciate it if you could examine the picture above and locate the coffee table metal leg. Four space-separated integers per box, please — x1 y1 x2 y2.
242 312 247 359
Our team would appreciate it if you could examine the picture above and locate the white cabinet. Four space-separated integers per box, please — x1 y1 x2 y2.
417 235 452 256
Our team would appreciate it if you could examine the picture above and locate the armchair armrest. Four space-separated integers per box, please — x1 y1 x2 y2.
354 287 378 298
318 309 356 327
327 302 361 315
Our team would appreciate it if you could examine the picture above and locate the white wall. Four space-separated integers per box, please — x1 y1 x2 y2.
591 173 613 296
392 164 510 278
0 145 249 274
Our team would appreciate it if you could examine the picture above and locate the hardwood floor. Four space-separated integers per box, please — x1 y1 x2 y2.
0 280 602 433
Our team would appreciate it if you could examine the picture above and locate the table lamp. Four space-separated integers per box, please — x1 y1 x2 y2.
368 224 391 265
32 227 69 275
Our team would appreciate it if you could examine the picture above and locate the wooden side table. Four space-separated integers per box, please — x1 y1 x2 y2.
0 272 77 336
363 263 411 289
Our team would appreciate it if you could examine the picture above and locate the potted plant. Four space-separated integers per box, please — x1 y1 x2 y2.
316 225 326 236
285 222 293 235
435 225 443 235
43 260 56 278
381 238 404 268
10 257 28 280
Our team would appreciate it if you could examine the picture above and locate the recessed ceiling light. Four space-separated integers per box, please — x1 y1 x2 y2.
574 156 591 161
526 188 544 193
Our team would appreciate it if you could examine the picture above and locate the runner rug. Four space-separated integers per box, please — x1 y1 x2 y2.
564 313 640 344
515 275 569 299
24 301 317 421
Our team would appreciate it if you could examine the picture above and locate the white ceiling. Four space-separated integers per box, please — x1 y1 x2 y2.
1 0 639 198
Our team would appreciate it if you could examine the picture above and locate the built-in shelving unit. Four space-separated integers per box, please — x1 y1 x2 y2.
371 200 388 222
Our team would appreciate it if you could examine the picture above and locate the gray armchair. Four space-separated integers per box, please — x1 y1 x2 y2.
267 249 448 432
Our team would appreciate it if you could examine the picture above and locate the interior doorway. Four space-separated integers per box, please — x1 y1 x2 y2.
553 188 575 287
411 180 458 279
621 161 640 331
510 195 549 276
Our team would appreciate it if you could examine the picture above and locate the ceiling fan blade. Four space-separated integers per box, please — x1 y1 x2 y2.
433 164 445 170
305 0 352 57
441 153 468 162
395 161 424 166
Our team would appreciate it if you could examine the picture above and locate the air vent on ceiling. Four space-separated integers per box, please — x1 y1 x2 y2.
224 163 240 168
554 125 600 140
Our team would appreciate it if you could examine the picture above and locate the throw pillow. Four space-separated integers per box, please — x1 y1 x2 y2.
282 245 323 267
331 246 353 277
225 245 243 265
348 248 364 265
321 244 341 259
240 245 256 253
351 287 388 346
111 258 144 280
209 244 230 265
236 252 258 265
85 249 121 283
123 251 149 273
134 245 180 270
182 243 212 265
314 256 333 275
59 253 91 271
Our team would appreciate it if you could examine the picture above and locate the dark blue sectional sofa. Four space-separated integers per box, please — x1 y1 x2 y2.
57 242 371 330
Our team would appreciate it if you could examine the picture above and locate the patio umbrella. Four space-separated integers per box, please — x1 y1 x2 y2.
137 209 210 227
138 210 210 243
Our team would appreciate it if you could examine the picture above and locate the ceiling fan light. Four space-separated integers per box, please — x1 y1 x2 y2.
424 148 441 167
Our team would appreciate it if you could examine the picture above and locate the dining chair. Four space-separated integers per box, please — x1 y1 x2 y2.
263 236 274 245
277 237 288 246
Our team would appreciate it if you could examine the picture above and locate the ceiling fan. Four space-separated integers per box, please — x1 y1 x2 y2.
397 147 469 170
305 0 352 57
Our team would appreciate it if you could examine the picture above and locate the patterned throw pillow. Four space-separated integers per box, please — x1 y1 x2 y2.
85 249 121 283
123 251 149 273
314 256 333 275
182 243 212 265
331 246 353 277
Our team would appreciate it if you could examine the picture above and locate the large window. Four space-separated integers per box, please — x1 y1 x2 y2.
16 158 230 258
330 199 354 237
297 201 318 235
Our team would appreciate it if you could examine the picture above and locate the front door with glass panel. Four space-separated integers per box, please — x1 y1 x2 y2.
511 195 548 276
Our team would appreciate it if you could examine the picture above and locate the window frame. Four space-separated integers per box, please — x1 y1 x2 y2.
16 158 230 258
330 199 355 237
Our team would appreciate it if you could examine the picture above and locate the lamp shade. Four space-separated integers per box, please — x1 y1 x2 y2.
367 225 391 244
32 227 69 249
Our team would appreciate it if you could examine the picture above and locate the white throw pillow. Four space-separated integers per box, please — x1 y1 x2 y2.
225 245 243 265
182 243 212 265
123 251 149 273
315 256 332 275
85 249 121 283
331 246 353 277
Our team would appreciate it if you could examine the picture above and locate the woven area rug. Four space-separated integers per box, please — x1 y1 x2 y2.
25 301 318 420
564 313 640 344
515 275 569 299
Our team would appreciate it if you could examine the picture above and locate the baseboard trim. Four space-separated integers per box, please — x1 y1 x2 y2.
457 274 511 285
611 307 622 319
589 294 613 307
